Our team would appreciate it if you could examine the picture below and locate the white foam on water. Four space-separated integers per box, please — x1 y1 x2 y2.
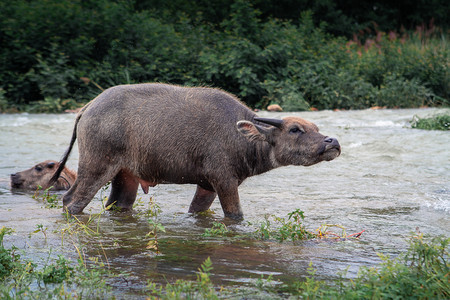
0 115 31 127
424 191 450 213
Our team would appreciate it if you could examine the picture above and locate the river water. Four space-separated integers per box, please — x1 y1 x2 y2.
0 108 449 296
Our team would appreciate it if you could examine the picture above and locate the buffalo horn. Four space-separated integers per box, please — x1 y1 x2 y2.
254 117 283 128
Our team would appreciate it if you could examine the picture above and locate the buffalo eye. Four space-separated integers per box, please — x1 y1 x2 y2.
289 126 304 134
35 166 43 172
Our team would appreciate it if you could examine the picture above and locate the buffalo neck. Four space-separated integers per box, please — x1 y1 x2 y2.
240 139 280 179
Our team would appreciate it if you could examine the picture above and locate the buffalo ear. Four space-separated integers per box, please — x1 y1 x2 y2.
237 121 270 142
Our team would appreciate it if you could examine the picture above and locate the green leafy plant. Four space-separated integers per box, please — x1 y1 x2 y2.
29 223 48 240
147 257 219 299
32 185 60 209
0 227 19 279
289 233 450 299
40 255 73 284
276 209 314 241
1 0 448 112
202 222 230 237
60 211 103 249
146 219 166 254
411 114 450 130
27 97 81 113
137 196 162 218
256 209 315 242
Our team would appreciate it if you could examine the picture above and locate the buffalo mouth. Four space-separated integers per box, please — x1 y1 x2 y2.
315 143 341 162
10 174 24 189
322 146 341 161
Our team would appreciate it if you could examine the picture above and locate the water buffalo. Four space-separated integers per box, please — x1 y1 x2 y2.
51 83 340 219
11 160 76 190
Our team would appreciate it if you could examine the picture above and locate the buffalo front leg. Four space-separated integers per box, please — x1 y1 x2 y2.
215 182 243 220
105 169 139 210
188 185 217 213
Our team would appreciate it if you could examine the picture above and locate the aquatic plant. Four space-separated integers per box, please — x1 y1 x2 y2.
411 114 450 130
255 209 365 242
0 226 114 298
147 257 219 299
1 216 448 299
29 223 48 240
0 227 19 279
283 233 450 299
141 196 163 218
202 222 230 238
40 255 73 284
256 209 315 241
146 219 166 254
32 185 60 209
60 211 102 243
316 224 365 239
144 197 166 254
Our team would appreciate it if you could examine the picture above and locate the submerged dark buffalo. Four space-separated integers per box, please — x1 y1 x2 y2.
11 160 76 190
51 83 340 219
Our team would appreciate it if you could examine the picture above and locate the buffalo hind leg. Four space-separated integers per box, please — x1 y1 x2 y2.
63 165 119 214
105 169 139 210
188 185 217 213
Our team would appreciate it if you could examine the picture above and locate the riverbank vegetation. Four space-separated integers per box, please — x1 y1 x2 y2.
0 0 448 112
411 114 450 130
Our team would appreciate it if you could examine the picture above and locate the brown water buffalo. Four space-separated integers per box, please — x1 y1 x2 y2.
51 83 340 219
11 160 76 190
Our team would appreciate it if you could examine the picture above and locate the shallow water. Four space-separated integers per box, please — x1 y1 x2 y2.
0 108 449 297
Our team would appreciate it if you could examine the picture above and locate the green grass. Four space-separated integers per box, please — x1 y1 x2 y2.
411 114 450 130
0 226 114 299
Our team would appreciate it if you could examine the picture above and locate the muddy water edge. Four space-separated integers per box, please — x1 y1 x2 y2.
0 108 449 297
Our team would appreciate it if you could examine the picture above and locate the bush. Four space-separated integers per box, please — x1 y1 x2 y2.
0 227 18 279
0 0 448 112
287 234 450 299
339 234 450 299
375 74 434 108
347 25 449 107
411 114 450 130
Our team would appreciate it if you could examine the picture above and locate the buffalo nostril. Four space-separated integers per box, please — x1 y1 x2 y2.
324 137 340 148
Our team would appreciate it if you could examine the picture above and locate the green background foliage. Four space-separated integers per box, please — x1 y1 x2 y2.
0 0 448 112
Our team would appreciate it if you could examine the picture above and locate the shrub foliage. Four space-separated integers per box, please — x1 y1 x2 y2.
0 0 448 112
